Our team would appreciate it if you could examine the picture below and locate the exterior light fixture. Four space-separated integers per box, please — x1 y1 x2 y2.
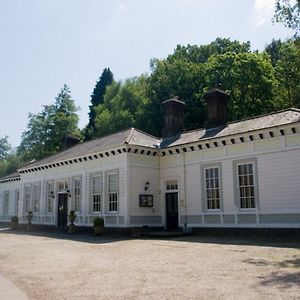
144 182 150 191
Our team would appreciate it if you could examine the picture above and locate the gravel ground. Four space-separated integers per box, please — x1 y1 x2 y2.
0 230 299 300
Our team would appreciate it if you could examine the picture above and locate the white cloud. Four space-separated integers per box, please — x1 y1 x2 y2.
254 0 276 12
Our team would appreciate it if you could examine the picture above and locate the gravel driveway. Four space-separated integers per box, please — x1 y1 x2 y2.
0 230 299 299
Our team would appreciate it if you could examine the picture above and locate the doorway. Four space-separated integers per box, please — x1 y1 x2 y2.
166 192 179 230
57 193 68 230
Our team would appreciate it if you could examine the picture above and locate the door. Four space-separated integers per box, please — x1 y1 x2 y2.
57 193 68 230
166 192 178 230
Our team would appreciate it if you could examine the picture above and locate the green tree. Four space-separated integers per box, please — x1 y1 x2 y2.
274 0 300 37
93 75 149 137
18 84 81 161
274 41 300 107
146 38 277 136
204 52 278 120
0 152 22 178
0 136 11 160
86 68 114 139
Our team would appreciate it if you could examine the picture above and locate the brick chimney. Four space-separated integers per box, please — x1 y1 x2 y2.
203 88 229 128
162 97 186 138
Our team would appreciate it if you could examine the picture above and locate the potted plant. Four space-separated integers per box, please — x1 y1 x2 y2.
68 210 77 234
93 217 104 236
11 216 19 230
26 211 33 230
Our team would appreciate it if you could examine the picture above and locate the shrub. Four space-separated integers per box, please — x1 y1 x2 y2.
93 217 104 227
11 216 19 223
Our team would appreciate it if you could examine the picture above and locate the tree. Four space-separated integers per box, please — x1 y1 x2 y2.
18 84 81 161
0 136 11 160
86 68 114 139
274 0 300 37
93 75 149 137
0 152 22 178
146 38 279 136
274 41 300 107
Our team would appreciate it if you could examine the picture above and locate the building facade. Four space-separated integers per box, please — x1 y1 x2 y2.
1 89 300 230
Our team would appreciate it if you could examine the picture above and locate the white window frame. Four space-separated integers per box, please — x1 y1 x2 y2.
72 177 81 213
107 171 119 213
46 181 54 214
166 180 178 192
24 184 31 213
234 159 258 210
32 183 41 214
3 191 9 216
15 189 20 215
90 173 103 213
57 180 69 193
202 164 222 211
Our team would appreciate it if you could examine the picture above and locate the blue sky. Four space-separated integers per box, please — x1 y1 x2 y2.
0 0 293 148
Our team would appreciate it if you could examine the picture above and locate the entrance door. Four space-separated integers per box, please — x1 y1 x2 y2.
166 192 178 230
57 193 68 230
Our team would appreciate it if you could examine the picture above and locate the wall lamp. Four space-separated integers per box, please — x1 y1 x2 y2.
66 189 72 197
50 191 55 199
144 181 150 191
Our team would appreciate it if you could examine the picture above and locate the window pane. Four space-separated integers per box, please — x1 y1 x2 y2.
205 167 220 210
237 163 255 209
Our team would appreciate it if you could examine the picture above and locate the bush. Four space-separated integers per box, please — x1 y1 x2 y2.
11 216 19 223
93 217 104 227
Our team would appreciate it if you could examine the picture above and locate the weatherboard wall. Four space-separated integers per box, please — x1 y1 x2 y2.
160 128 300 228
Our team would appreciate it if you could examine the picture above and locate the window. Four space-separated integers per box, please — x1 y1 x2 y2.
58 181 69 192
15 189 20 215
92 175 102 212
166 180 178 191
73 178 81 212
108 173 118 212
3 191 9 215
46 182 54 214
204 167 221 210
236 162 256 209
32 183 40 213
24 185 31 213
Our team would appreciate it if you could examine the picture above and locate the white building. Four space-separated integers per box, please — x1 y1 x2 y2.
1 89 300 230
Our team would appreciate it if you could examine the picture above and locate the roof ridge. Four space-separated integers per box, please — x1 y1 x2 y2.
227 108 300 126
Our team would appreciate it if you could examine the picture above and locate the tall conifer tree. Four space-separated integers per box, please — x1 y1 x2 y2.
86 68 114 139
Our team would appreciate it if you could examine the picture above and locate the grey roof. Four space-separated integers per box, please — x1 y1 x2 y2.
160 108 300 148
20 128 159 170
14 108 300 171
0 171 20 182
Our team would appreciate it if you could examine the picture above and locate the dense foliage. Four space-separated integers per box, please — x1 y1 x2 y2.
17 84 81 161
89 38 299 138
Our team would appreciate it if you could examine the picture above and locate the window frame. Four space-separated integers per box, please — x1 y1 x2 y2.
46 181 54 214
32 182 41 214
72 177 81 213
107 171 119 213
3 191 9 216
15 189 20 215
90 172 103 213
234 159 258 211
201 163 222 212
24 184 31 213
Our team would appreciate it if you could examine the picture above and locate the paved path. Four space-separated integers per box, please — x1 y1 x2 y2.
0 274 28 300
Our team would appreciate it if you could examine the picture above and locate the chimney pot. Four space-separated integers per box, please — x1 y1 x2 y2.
162 97 186 138
203 88 229 128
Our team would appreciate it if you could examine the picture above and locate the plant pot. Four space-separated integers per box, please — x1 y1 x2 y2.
94 225 104 236
69 223 76 234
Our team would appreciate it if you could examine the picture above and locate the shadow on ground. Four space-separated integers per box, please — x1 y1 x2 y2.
1 227 300 249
